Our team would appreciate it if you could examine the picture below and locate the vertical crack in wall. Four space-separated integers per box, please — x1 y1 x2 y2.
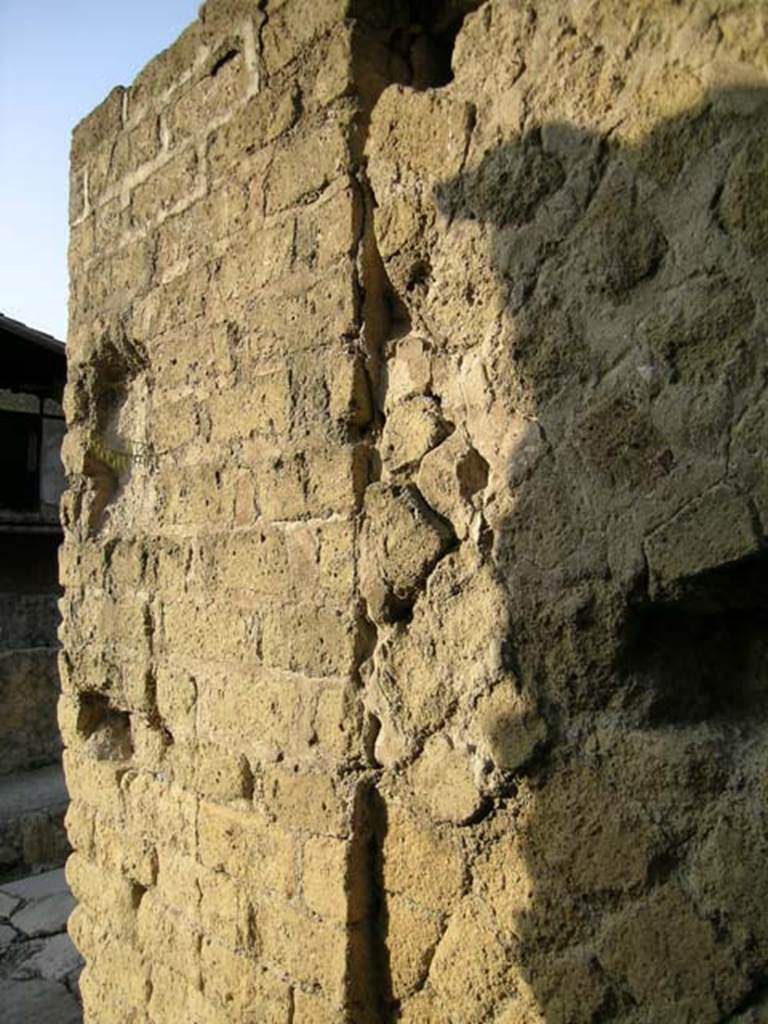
345 3 487 1020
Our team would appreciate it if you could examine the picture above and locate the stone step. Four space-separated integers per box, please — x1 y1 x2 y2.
0 765 70 880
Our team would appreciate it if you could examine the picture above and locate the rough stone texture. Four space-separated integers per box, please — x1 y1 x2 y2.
362 3 768 1021
64 1 768 1022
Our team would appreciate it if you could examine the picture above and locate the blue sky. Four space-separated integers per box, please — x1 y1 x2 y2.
0 0 200 340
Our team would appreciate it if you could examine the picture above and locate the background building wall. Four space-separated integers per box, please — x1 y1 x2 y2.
0 325 68 876
64 1 768 1022
0 533 63 780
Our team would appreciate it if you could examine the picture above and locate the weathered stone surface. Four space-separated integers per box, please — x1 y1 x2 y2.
359 482 455 623
428 897 512 1023
381 801 465 913
645 484 762 597
64 0 768 1021
386 894 442 1000
599 884 745 1020
380 396 450 474
409 734 483 825
366 546 508 752
475 676 546 774
416 430 488 539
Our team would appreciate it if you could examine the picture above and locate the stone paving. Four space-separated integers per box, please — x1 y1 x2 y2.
0 867 82 1023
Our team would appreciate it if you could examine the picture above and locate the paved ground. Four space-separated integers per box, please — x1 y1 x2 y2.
0 867 83 1023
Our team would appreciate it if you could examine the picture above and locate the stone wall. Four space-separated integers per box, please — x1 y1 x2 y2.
0 533 62 778
0 529 68 877
63 1 768 1022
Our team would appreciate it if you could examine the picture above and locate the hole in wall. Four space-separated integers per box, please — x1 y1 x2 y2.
387 1 487 90
621 553 768 725
83 330 149 533
130 881 148 910
210 47 239 77
77 692 133 761
405 257 432 292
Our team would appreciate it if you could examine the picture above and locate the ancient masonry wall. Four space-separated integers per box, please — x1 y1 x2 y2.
63 2 768 1022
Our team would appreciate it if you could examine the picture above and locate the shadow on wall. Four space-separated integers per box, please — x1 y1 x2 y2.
375 84 768 1022
440 83 768 1023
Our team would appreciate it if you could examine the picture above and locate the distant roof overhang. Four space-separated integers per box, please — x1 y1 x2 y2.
0 313 66 399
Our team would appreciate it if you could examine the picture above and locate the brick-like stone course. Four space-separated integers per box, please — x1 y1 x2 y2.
64 3 383 1019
